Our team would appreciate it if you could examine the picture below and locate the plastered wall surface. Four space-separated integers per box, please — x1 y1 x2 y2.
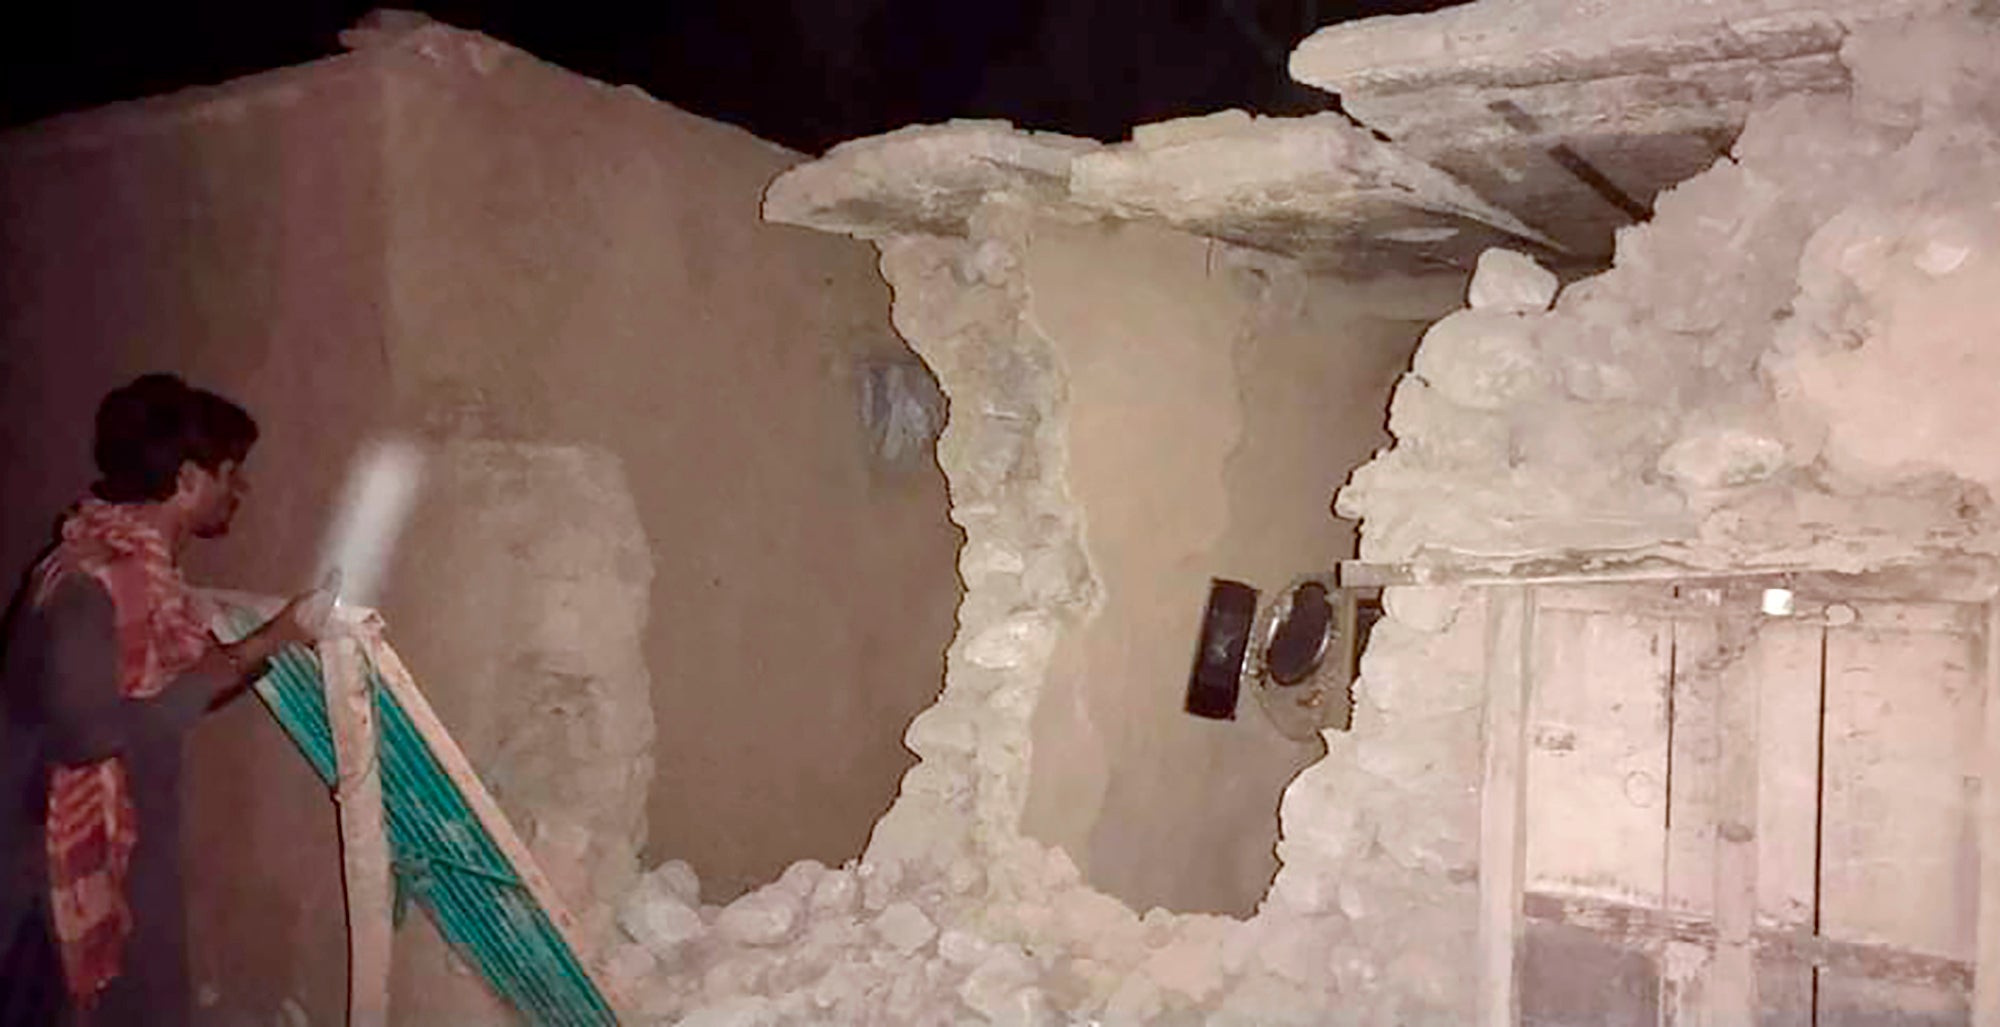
1017 217 1447 916
380 441 655 1024
0 20 958 1026
368 27 961 903
0 60 392 1026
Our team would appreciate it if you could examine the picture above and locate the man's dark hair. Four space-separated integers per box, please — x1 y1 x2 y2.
92 374 259 503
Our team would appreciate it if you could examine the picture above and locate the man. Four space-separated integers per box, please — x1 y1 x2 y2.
0 374 332 1026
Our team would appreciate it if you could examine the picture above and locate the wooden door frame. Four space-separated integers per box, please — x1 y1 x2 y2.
1386 567 2000 1027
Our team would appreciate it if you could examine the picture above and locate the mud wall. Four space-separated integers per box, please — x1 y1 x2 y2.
0 20 958 1026
369 21 961 906
1015 217 1446 915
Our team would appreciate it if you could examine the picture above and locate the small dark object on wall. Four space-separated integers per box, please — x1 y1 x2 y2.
1185 578 1259 720
1266 580 1335 686
859 357 945 468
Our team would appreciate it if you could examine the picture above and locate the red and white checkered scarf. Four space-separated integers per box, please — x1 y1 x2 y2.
32 498 215 1006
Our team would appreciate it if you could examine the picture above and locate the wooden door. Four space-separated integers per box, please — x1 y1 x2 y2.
1489 583 1990 1027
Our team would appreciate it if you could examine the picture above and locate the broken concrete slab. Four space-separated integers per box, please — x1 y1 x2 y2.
1290 0 1951 260
768 111 1564 277
1070 110 1560 276
761 120 1096 239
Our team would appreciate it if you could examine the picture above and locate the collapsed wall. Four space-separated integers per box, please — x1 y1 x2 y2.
609 196 1480 1027
607 6 2000 1026
1339 8 2000 572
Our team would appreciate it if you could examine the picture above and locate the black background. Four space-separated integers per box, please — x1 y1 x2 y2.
0 0 1465 152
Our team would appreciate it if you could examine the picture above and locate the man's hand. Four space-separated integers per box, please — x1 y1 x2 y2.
271 571 340 646
210 572 342 705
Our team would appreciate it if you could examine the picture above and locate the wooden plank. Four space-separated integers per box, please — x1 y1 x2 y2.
355 626 629 1016
1658 600 1728 1027
1820 604 1982 960
1814 599 1985 1027
1479 586 1534 1027
1754 620 1821 932
1976 601 2000 1027
1665 610 1720 922
1707 614 1763 1027
1341 560 2000 604
322 634 392 1027
1672 605 1826 1023
1751 619 1822 1027
1655 600 1821 1026
1524 892 1974 991
1524 586 1671 907
1521 919 1661 1027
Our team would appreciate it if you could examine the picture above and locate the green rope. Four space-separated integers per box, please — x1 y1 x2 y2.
221 609 618 1027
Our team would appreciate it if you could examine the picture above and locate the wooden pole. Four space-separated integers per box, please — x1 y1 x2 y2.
322 634 392 1027
1478 586 1534 1027
1975 600 2000 1027
1707 613 1763 1024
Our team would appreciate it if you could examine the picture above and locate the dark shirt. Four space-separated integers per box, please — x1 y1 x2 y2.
0 572 227 1027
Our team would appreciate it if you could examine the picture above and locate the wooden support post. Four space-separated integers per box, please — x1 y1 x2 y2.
1479 586 1534 1027
322 634 392 1027
1976 600 2000 1027
1707 614 1763 1024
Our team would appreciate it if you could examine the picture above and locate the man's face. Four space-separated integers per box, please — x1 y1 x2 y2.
186 459 246 539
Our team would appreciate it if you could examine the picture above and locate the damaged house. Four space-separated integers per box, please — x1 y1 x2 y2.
2 0 1996 1024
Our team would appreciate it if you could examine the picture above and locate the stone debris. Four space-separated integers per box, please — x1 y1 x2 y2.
714 885 803 948
1340 7 2000 572
617 878 704 955
870 902 938 953
1290 0 1953 259
1465 248 1558 313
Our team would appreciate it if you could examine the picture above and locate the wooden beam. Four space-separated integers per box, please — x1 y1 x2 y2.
1976 600 2000 1027
1478 586 1534 1027
1341 558 2000 603
1707 617 1762 1025
1524 892 1975 993
322 634 392 1027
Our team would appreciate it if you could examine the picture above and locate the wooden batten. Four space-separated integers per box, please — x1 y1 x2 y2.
1478 587 1535 1027
321 633 392 1027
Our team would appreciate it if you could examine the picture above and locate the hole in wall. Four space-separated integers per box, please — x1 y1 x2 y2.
1006 239 1447 919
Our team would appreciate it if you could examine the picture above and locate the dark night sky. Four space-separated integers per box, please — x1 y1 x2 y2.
0 0 1463 154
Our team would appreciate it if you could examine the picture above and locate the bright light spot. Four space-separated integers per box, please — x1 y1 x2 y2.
1761 588 1795 617
317 439 425 609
